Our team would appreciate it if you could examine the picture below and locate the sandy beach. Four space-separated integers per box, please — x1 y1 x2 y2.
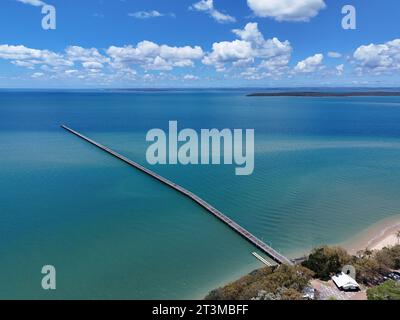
342 215 400 255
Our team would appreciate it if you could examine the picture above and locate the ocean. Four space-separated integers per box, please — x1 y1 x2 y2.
1 89 400 299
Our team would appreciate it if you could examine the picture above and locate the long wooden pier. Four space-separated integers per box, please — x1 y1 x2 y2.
61 125 294 266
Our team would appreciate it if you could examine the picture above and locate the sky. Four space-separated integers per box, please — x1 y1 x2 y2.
0 0 399 88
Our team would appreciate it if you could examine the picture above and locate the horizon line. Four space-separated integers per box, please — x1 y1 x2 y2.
1 86 400 91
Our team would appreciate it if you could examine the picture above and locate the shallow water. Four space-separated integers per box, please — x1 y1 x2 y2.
1 90 400 299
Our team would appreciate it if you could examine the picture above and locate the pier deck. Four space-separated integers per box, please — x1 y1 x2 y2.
61 125 294 266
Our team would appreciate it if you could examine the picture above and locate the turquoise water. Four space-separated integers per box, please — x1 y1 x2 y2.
1 90 400 299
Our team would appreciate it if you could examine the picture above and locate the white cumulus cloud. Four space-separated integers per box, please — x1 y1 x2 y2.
65 46 109 69
353 39 400 74
106 41 204 71
190 0 236 23
0 44 73 68
247 0 326 22
294 53 324 73
203 40 253 67
203 22 292 75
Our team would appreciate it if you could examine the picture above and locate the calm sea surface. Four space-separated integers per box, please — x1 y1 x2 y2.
1 90 400 299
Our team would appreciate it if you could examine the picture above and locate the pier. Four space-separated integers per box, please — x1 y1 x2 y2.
61 125 294 266
252 252 273 267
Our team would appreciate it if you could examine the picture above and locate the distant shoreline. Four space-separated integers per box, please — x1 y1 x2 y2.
247 92 400 97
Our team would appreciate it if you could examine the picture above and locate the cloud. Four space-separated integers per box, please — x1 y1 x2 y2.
328 51 342 58
0 41 204 82
5 31 379 84
232 22 264 45
31 72 44 78
16 0 46 6
65 69 78 75
65 46 109 69
190 0 236 23
0 44 73 68
82 61 104 69
353 39 400 74
0 44 119 84
128 11 175 19
106 41 204 71
336 64 344 75
203 40 253 69
247 0 326 22
203 22 292 75
294 53 324 73
184 74 199 80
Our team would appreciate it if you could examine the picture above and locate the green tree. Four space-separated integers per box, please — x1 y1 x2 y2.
302 246 351 280
367 280 400 300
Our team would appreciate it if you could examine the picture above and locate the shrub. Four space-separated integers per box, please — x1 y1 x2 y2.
367 280 400 300
205 265 314 300
375 245 400 270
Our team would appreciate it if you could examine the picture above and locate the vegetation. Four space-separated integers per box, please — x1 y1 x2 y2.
205 245 400 300
367 280 400 300
205 265 314 300
301 246 352 280
353 245 400 285
301 245 400 285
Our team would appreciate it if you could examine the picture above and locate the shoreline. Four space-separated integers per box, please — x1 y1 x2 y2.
286 215 400 259
203 215 400 298
341 215 400 255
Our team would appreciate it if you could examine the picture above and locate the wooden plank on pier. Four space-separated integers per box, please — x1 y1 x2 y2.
61 125 294 266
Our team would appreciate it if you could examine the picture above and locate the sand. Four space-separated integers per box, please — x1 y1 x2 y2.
342 215 400 255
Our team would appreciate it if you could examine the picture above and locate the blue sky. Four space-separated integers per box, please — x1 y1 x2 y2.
0 0 399 88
